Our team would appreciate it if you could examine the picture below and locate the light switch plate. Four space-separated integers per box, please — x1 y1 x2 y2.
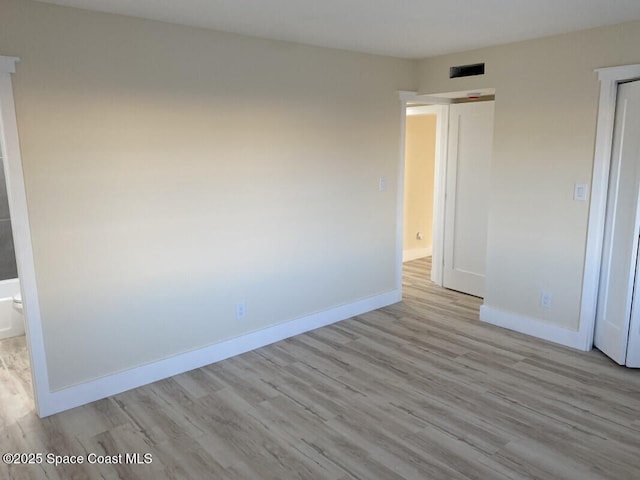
574 183 588 201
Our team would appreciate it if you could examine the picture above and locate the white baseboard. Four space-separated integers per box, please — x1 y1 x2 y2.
37 289 401 417
403 247 432 262
480 305 585 351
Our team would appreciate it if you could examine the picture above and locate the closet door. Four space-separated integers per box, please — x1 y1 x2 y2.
594 80 640 365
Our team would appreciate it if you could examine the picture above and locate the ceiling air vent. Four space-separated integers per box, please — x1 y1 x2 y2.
449 63 485 79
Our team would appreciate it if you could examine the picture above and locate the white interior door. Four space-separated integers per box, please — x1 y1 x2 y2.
442 101 494 297
594 79 640 366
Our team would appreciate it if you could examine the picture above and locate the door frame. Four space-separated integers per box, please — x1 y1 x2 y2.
401 101 448 285
397 89 494 293
0 56 47 415
579 64 640 351
398 92 449 287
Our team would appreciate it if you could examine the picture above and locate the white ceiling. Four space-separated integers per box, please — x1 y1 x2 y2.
35 0 640 59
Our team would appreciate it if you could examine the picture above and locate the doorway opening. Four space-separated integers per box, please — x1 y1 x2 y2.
403 106 438 270
0 137 22 341
0 131 30 418
399 89 495 299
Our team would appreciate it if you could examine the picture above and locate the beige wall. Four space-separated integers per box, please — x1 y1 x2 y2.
418 20 640 330
403 114 436 256
0 0 416 390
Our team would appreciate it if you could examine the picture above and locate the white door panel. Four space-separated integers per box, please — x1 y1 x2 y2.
443 101 494 297
594 80 640 366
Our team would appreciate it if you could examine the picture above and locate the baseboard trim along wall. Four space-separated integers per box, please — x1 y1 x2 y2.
37 289 401 417
479 305 585 351
403 247 432 263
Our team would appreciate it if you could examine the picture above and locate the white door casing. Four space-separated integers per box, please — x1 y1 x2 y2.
442 101 495 298
594 80 640 365
0 55 49 413
579 65 640 353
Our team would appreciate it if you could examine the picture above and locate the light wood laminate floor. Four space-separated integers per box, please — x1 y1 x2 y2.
1 257 639 479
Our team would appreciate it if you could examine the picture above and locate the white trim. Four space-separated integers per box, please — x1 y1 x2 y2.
397 90 417 103
396 94 408 293
480 305 584 350
579 64 640 351
403 247 432 263
37 289 400 417
596 65 640 82
411 96 453 105
0 55 50 416
0 56 19 75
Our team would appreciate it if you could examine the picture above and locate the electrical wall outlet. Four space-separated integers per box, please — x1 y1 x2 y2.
236 301 246 320
379 176 386 192
540 292 552 308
